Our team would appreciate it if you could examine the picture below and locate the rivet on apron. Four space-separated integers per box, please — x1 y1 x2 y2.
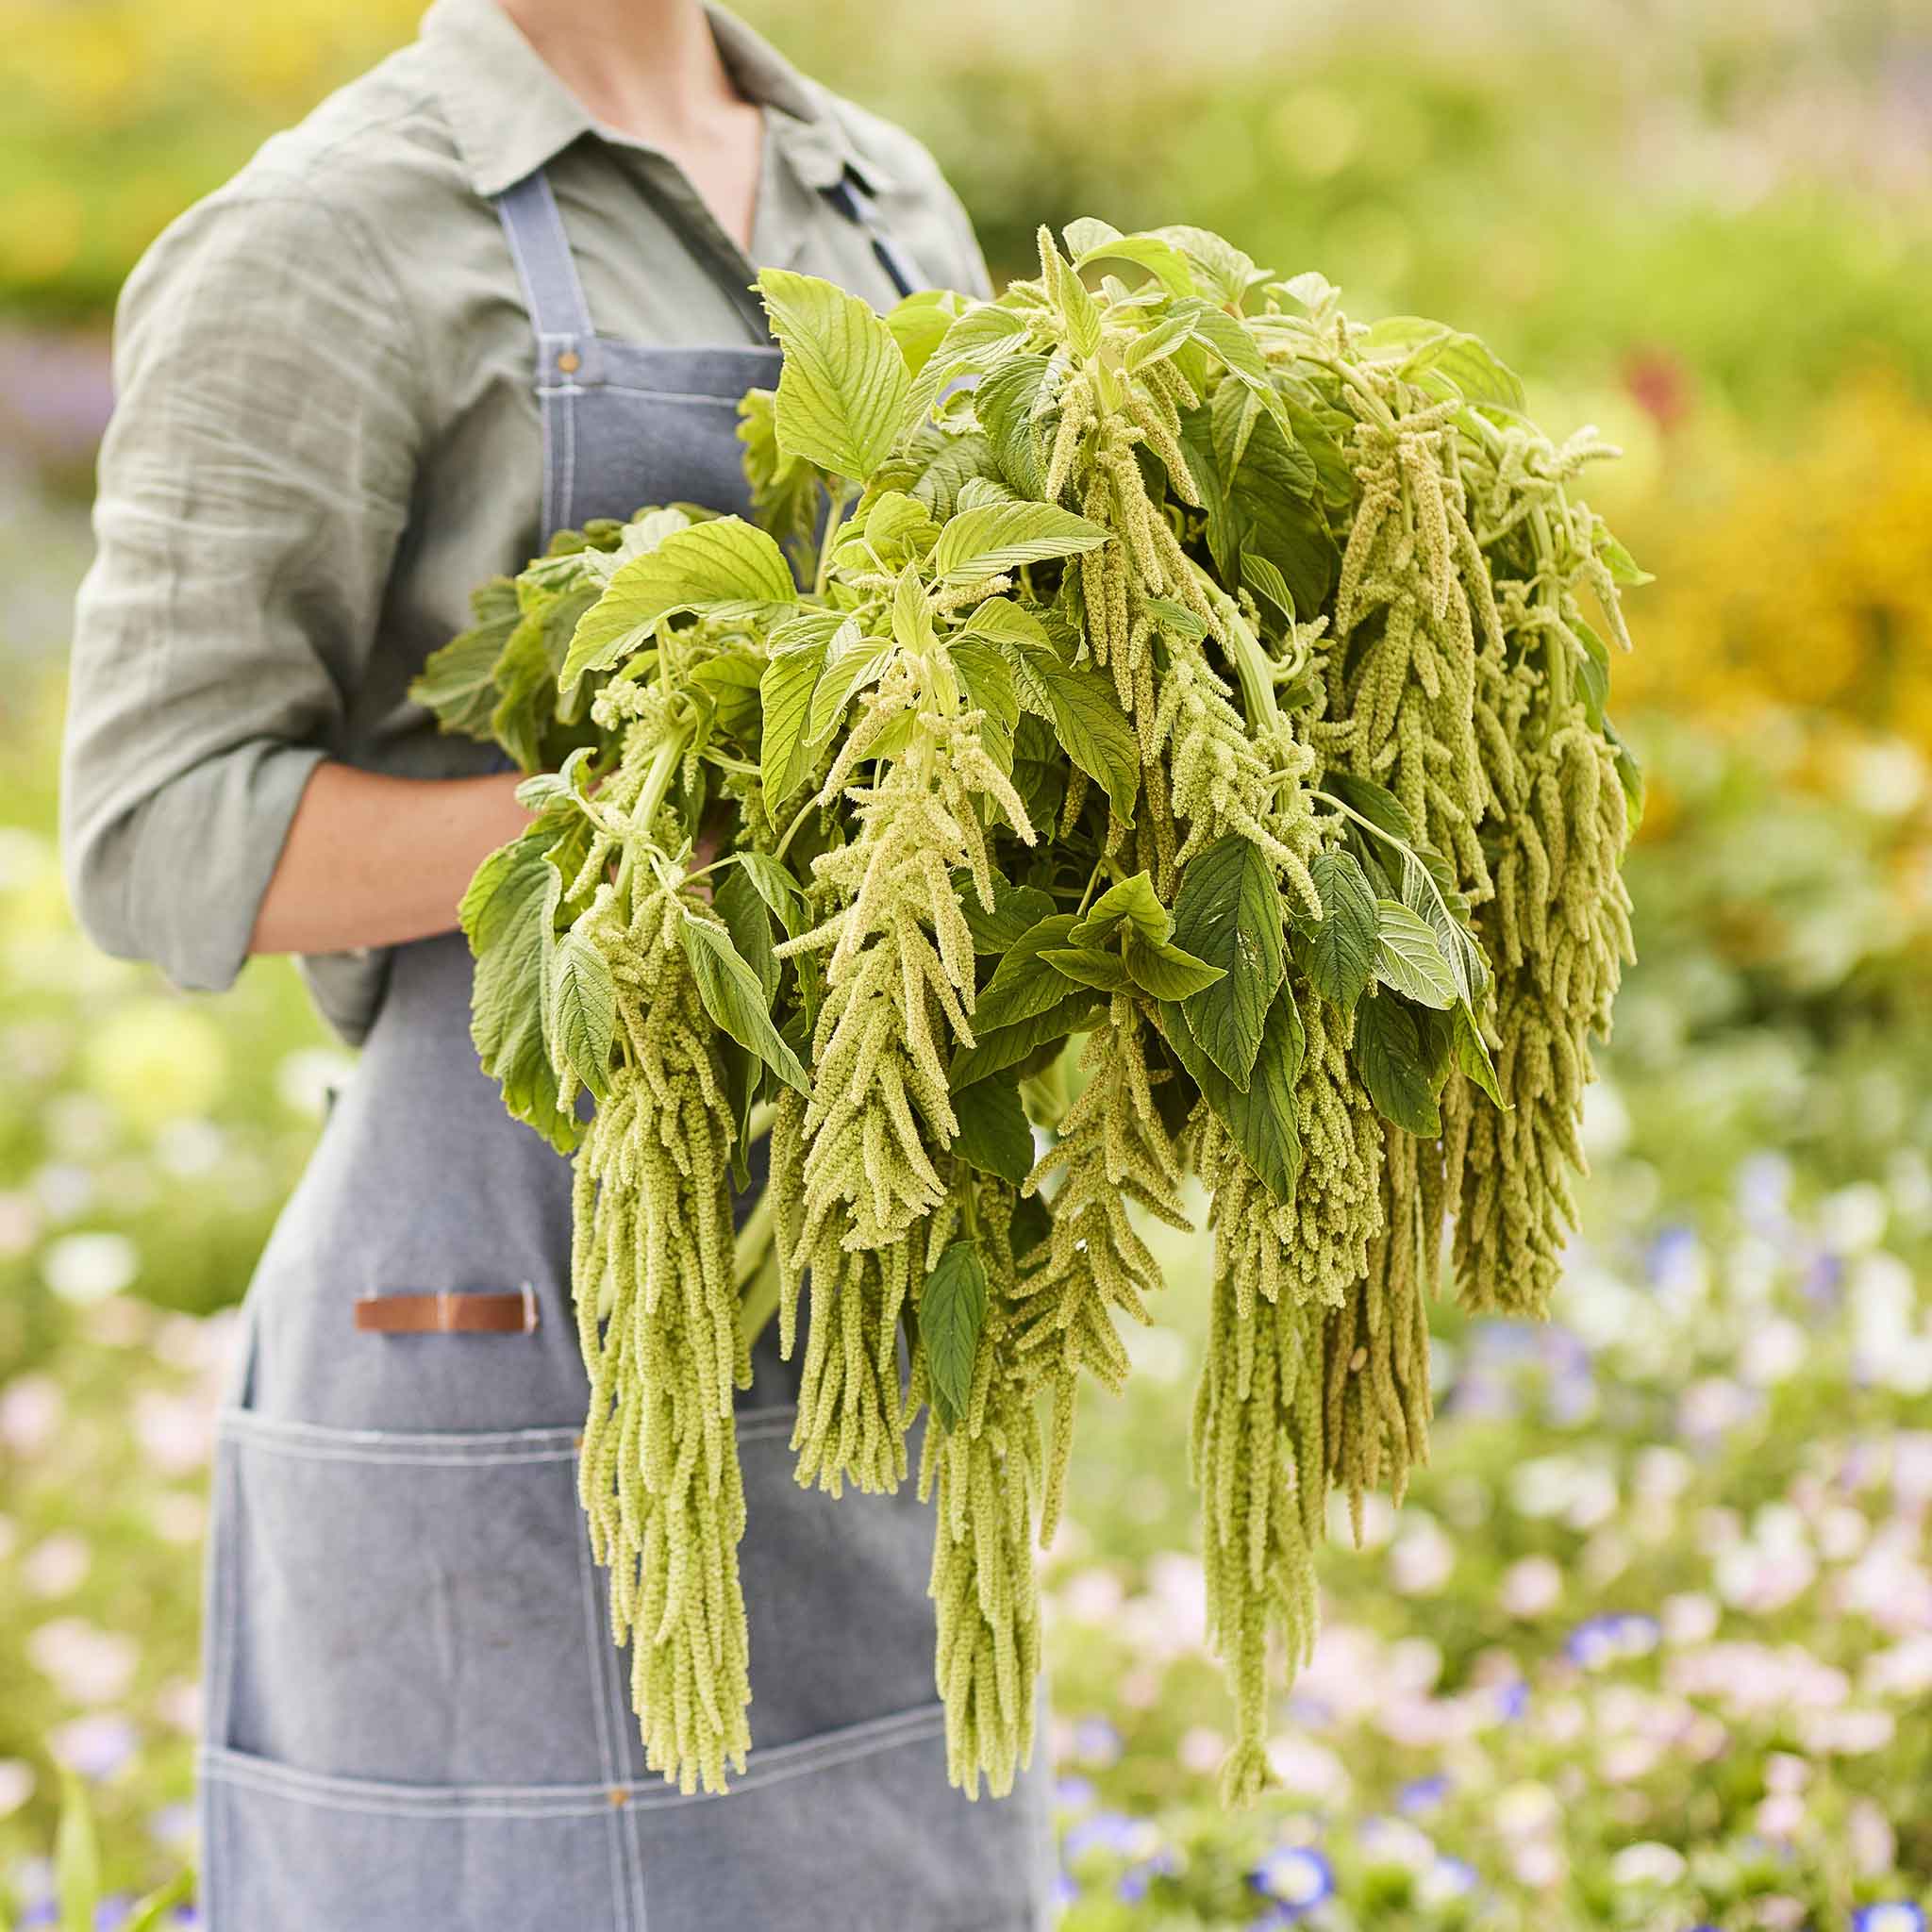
557 349 581 375
608 1787 629 1807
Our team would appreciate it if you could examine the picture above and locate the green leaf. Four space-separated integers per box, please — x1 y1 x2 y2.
410 577 520 738
1373 900 1459 1009
972 914 1082 1032
1396 847 1489 1008
1152 225 1261 308
1042 945 1133 993
460 833 575 1152
950 991 1104 1090
691 649 763 746
757 265 911 478
809 625 893 739
562 516 796 691
921 1241 988 1430
734 849 808 938
1301 848 1378 1016
56 1769 101 1932
1040 664 1141 824
958 874 1058 953
974 353 1054 498
716 861 779 1001
678 911 810 1094
1354 994 1442 1136
951 1074 1036 1188
547 923 615 1105
929 500 1110 585
1164 986 1305 1205
759 638 832 815
1171 833 1285 1088
885 287 969 377
1452 1002 1507 1109
1124 935 1224 1002
1071 225 1196 299
1041 233 1102 358
736 386 824 561
1070 871 1170 947
1326 770 1419 847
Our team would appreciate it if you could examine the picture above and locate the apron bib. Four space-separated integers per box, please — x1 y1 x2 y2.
196 161 1055 1932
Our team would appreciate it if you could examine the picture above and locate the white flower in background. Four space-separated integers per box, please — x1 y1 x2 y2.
1755 1791 1806 1839
1821 1181 1890 1255
148 1491 206 1545
21 1532 91 1598
1816 1503 1871 1562
1509 1839 1565 1887
1763 1751 1809 1792
1890 1432 1932 1507
1355 1815 1436 1871
1056 1568 1124 1624
132 1390 213 1475
1661 1591 1721 1644
1850 1254 1932 1393
1390 1517 1455 1594
1494 1780 1559 1837
1608 1841 1687 1885
40 1230 138 1303
1177 1726 1224 1774
1633 1445 1693 1502
155 1679 201 1734
1122 1323 1186 1385
0 1191 41 1258
1740 1314 1806 1385
1678 1376 1757 1438
1863 1632 1932 1700
26 1619 138 1705
1847 1799 1898 1876
1263 1733 1350 1804
31 1162 95 1224
1835 1527 1932 1634
1599 1736 1660 1782
1798 1707 1894 1755
0 1374 64 1455
153 1117 226 1177
0 1761 35 1820
1499 1555 1563 1617
1579 1078 1630 1159
1417 1857 1479 1905
49 1714 138 1782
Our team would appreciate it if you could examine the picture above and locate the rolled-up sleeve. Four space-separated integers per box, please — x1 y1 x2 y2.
60 186 423 991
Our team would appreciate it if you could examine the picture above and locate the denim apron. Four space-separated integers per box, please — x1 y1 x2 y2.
196 162 1056 1931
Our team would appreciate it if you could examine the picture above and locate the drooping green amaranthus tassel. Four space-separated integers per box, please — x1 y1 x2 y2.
920 1178 1044 1799
1191 1257 1325 1807
1445 696 1634 1314
574 889 750 1795
1323 1127 1435 1538
1016 1000 1191 1543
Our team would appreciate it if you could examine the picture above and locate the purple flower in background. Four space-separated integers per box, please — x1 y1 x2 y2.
1116 1846 1179 1902
1249 1845 1335 1912
95 1900 136 1931
1050 1870 1079 1911
1397 1774 1451 1813
1068 1715 1123 1767
49 1713 139 1781
1853 1907 1927 1932
1062 1809 1144 1860
1565 1612 1659 1670
1053 1774 1096 1812
1645 1224 1701 1288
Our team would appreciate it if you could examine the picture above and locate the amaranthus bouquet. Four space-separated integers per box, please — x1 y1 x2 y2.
412 219 1645 1807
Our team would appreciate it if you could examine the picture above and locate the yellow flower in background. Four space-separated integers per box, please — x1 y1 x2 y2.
1617 372 1932 747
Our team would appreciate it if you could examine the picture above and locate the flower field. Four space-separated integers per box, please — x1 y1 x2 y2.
2 1 1930 1925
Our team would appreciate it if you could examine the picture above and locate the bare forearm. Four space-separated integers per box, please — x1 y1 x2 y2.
248 761 530 958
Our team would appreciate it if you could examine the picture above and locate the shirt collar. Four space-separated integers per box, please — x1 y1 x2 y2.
421 0 891 200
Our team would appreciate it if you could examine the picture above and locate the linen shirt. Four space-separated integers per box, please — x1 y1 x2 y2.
60 0 991 1046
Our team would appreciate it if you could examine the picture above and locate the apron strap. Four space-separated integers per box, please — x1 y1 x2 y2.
493 170 600 388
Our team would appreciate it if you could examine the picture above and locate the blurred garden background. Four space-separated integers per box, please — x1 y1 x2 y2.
3 1 1931 1925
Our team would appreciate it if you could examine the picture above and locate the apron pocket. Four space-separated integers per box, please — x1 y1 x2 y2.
692 1408 945 1761
210 1410 621 1788
201 1747 626 1932
618 1706 1052 1932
